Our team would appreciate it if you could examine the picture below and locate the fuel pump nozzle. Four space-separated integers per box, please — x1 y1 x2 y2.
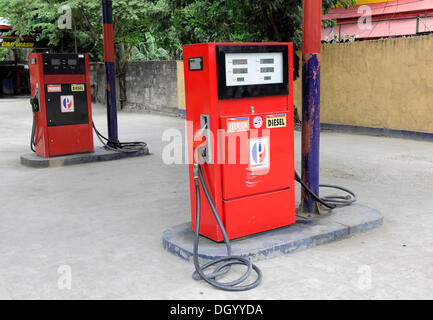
29 87 40 112
29 86 40 152
195 115 212 164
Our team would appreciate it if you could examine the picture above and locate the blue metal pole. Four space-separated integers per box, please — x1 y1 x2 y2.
302 0 321 213
101 0 119 145
301 53 320 212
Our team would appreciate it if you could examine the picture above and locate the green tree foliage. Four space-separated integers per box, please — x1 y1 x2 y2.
0 0 355 61
0 47 9 61
167 0 355 57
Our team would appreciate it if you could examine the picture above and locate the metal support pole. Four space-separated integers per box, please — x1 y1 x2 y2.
301 0 321 213
101 0 119 144
14 50 21 94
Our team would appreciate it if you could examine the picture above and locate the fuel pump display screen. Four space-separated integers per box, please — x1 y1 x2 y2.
216 45 289 99
225 52 283 87
42 53 86 75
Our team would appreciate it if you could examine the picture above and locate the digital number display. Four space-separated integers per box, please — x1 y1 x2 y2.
232 59 248 65
233 68 248 74
260 58 274 64
224 51 283 87
260 67 274 73
43 54 86 75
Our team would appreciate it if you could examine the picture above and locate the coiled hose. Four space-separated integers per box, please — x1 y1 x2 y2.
294 171 357 209
192 164 262 291
92 122 147 153
29 116 147 154
192 165 356 291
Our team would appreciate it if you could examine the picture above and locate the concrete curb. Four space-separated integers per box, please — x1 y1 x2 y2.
162 203 383 263
20 146 150 168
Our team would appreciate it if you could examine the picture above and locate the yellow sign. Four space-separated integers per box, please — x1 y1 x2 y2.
266 114 286 128
356 0 394 4
1 41 35 48
71 84 85 92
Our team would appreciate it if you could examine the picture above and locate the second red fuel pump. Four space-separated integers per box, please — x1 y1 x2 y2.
28 53 94 158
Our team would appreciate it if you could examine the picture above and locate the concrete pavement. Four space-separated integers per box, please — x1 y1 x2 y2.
1 97 432 299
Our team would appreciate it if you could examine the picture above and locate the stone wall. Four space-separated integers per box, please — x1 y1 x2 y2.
89 60 179 116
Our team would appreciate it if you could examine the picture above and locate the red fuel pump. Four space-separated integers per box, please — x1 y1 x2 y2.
183 42 296 291
182 43 356 292
183 43 295 242
28 53 94 157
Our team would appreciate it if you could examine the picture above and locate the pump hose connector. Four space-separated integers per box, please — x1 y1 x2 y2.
192 164 262 291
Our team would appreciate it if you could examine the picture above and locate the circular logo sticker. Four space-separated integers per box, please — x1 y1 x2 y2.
252 116 263 129
251 141 267 164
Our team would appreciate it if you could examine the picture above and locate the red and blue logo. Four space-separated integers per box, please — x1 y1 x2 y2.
60 95 74 112
251 141 266 164
250 137 269 170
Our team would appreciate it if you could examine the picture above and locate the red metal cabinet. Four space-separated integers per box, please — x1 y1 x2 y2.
184 43 295 241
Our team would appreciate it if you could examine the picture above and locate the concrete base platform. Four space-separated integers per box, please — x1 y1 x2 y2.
20 146 150 168
162 203 383 263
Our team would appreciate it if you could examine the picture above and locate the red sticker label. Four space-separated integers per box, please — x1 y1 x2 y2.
227 117 250 133
47 85 62 93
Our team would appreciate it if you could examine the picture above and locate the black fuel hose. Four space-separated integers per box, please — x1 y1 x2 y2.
192 164 262 291
30 113 36 152
294 170 357 209
92 122 147 153
29 115 146 154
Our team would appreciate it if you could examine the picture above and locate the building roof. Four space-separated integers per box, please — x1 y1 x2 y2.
322 0 433 41
0 17 11 30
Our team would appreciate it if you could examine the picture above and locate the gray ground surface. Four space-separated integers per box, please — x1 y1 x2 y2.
1 98 432 299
